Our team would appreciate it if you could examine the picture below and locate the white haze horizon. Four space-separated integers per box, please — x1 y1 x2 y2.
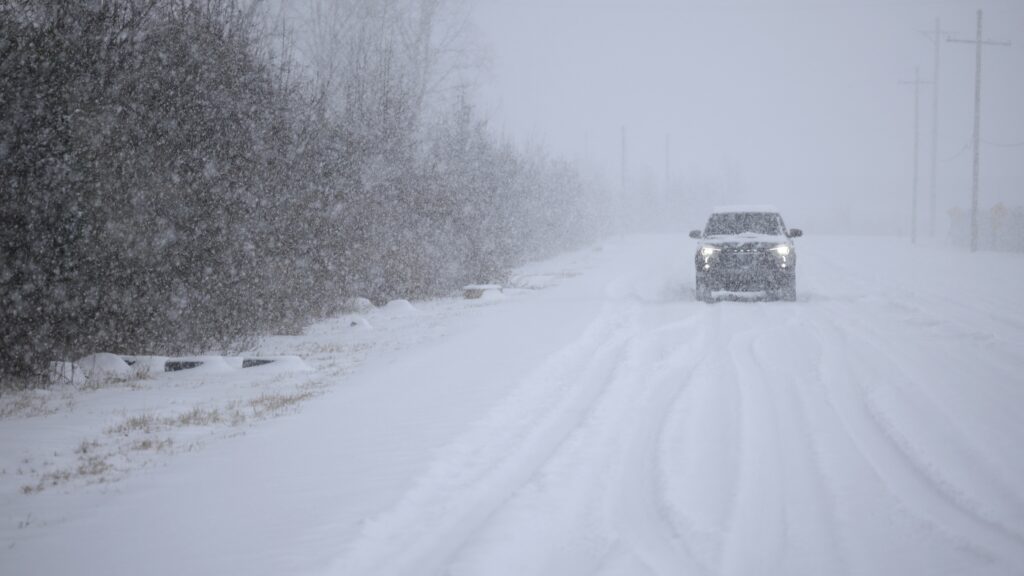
474 0 1024 236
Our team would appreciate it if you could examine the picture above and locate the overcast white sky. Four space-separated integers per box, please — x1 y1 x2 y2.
472 0 1024 234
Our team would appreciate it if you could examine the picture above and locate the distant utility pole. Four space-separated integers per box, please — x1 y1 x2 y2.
948 9 1011 252
921 18 954 237
620 126 627 194
901 67 932 245
665 133 672 192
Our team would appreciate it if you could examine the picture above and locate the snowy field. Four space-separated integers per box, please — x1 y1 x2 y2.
2 234 1024 576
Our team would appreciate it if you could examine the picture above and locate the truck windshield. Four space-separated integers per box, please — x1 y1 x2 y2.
705 212 784 236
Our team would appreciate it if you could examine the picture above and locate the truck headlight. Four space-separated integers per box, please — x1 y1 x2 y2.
772 245 791 256
700 245 720 258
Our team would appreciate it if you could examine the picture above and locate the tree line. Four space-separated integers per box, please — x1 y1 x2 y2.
0 0 608 379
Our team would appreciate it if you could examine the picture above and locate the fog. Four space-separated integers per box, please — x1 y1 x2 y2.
474 0 1024 235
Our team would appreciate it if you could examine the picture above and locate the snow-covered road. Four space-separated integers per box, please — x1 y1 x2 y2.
4 235 1024 575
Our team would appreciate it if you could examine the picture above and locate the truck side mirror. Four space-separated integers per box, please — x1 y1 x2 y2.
688 230 702 239
788 228 803 238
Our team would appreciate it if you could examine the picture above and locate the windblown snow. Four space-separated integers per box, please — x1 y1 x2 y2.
2 235 1023 576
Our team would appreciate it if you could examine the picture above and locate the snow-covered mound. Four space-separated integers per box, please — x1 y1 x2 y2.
477 289 505 302
75 353 132 381
344 297 375 314
349 316 373 330
121 355 170 376
384 299 419 315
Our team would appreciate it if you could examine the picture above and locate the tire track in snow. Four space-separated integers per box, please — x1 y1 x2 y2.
819 301 1024 540
825 294 1024 451
447 306 712 576
801 244 1024 568
750 315 850 576
663 304 859 576
657 304 747 572
662 304 830 575
809 315 1024 573
329 303 640 576
717 305 796 576
602 313 715 576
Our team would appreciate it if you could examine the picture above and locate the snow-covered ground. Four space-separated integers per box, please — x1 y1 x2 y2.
2 234 1023 576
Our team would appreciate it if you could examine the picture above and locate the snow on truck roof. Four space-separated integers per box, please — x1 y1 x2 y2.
711 204 779 214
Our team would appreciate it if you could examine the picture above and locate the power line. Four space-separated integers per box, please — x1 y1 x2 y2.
937 139 1021 163
941 142 970 163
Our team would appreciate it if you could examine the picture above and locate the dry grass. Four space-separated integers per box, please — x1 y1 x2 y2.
75 439 100 455
22 454 110 495
22 432 171 494
173 407 221 427
0 392 60 419
250 391 314 417
80 366 153 391
131 437 173 452
106 406 226 437
223 400 249 426
20 380 322 495
76 455 111 477
107 414 159 436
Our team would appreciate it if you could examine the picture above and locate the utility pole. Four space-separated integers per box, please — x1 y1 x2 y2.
901 67 932 244
928 18 940 238
665 133 671 193
921 18 953 237
948 10 1011 252
620 126 627 194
